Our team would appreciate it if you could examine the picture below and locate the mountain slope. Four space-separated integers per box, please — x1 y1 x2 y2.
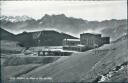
18 34 128 82
0 28 24 54
16 30 78 47
0 27 78 47
0 28 16 41
101 23 127 41
81 35 128 82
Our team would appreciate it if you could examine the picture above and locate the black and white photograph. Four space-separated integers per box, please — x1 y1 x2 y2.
0 0 127 83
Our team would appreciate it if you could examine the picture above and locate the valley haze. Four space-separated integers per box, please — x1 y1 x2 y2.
0 14 127 41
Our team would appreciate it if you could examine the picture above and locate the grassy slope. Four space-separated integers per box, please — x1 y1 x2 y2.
20 48 110 82
1 64 41 80
20 38 127 82
1 56 61 83
3 56 60 66
80 39 128 82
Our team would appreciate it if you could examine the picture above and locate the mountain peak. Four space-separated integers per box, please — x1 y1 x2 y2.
42 14 66 19
43 14 66 17
52 14 66 17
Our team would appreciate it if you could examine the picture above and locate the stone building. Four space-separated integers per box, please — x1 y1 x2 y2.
80 33 102 48
80 33 110 48
63 33 110 52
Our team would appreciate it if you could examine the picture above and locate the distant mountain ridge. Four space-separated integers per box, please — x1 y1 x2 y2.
0 28 16 41
0 14 127 41
16 30 78 47
0 28 78 47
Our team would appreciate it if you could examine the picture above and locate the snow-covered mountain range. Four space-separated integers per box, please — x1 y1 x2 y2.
0 14 127 41
0 15 34 22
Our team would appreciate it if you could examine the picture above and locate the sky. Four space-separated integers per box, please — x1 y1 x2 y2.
1 0 127 21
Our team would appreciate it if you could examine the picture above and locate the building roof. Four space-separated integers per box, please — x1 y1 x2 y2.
77 44 85 47
80 33 101 36
63 39 80 41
